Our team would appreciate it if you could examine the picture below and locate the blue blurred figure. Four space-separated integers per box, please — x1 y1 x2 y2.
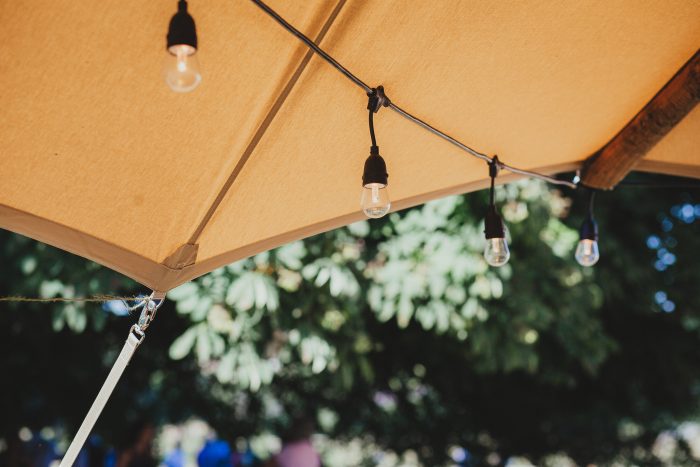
197 439 232 467
164 443 186 467
232 439 258 467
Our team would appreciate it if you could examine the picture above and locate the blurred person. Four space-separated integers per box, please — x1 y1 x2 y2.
116 421 156 467
163 442 185 467
197 439 232 467
272 417 320 467
72 434 107 467
27 436 57 467
232 438 259 467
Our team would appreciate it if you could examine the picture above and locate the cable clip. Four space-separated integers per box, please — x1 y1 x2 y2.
489 156 501 179
367 86 390 113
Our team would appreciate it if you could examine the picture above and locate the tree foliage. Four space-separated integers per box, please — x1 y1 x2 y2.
1 176 699 465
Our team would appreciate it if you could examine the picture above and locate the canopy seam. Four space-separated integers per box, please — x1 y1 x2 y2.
185 0 348 246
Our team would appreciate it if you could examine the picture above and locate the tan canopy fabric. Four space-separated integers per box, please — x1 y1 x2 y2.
1 0 699 291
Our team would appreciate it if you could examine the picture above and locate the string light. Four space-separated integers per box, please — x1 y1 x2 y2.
483 158 510 267
248 0 578 190
361 87 391 218
164 1 621 271
575 190 600 267
165 0 201 93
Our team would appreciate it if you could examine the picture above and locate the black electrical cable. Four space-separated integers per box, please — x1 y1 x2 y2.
249 0 371 93
369 109 377 147
488 158 498 207
389 103 579 189
249 0 579 190
388 103 492 164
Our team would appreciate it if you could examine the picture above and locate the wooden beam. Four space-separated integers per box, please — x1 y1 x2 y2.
581 49 700 189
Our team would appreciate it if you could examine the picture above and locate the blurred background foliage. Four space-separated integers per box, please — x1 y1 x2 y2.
1 175 699 465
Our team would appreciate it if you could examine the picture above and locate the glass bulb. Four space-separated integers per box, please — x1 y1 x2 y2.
484 237 510 267
575 239 599 267
361 183 390 218
164 44 201 93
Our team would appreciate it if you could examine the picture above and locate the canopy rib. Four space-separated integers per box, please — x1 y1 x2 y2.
581 49 700 189
185 0 348 246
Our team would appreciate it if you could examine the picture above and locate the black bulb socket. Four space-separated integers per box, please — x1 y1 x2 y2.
362 146 388 187
167 0 198 51
579 216 598 241
484 204 505 239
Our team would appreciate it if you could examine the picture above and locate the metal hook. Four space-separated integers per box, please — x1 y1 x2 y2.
136 292 165 332
124 291 166 338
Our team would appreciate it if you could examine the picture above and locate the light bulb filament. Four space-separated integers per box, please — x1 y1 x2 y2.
176 49 188 72
361 183 390 219
484 237 510 267
164 44 201 93
575 239 600 267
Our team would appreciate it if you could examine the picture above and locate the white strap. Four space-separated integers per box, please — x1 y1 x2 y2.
59 329 143 467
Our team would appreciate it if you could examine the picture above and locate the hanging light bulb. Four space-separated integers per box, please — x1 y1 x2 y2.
165 45 201 92
483 158 510 267
361 146 390 218
575 236 599 267
165 0 201 93
575 190 600 267
361 87 391 218
484 205 510 267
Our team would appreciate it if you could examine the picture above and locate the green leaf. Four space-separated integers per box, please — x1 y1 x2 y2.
175 293 200 315
276 241 306 269
168 326 198 360
358 356 374 383
196 324 211 363
396 296 414 328
168 282 199 301
226 273 256 311
215 350 236 383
